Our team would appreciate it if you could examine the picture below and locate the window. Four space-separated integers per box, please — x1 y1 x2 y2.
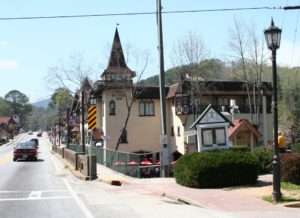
139 100 155 116
177 126 181 136
120 129 128 143
171 126 174 136
109 100 115 115
202 128 226 147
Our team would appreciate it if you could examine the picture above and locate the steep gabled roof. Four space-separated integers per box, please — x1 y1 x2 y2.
190 104 233 129
228 119 262 139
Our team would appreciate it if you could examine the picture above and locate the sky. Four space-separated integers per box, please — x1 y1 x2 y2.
0 0 300 103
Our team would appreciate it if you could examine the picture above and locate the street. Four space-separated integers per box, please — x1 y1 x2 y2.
0 133 225 218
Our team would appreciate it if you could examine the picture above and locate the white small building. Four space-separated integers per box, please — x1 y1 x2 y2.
189 104 233 152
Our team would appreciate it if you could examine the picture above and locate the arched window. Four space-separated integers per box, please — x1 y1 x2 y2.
109 100 116 115
139 100 155 116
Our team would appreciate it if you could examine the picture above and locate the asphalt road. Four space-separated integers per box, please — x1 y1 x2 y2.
0 133 227 218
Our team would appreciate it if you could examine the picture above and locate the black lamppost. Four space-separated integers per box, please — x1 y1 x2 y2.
264 18 282 202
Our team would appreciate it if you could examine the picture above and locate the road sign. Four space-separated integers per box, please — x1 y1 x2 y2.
160 134 168 145
88 106 96 130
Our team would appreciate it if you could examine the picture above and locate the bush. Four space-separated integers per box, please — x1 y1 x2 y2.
229 145 250 152
173 150 259 188
281 153 300 185
291 143 300 153
253 146 273 174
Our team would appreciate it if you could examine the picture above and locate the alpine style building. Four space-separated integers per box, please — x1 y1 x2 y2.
70 28 273 161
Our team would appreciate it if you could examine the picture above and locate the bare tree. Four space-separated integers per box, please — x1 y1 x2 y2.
227 18 268 128
170 31 209 67
45 51 98 95
170 31 211 119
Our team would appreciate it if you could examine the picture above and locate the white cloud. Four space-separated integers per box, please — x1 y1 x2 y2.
277 40 300 67
0 60 19 70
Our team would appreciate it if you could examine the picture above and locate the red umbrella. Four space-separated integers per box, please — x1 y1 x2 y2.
113 161 125 166
127 160 139 165
155 160 160 165
140 159 153 165
171 160 177 165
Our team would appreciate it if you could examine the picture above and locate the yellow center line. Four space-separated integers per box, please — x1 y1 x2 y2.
0 155 12 166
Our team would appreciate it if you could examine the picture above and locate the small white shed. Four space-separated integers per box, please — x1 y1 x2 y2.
190 104 233 152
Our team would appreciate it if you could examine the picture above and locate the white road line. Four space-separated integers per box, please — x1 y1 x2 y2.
63 178 94 218
0 190 68 193
28 191 42 199
0 196 72 201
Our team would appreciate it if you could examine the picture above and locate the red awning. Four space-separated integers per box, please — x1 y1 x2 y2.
140 159 153 165
127 160 139 165
113 161 125 166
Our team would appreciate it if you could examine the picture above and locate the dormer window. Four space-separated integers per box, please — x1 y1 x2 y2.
175 94 189 115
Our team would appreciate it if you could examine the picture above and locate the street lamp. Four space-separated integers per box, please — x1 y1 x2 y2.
89 94 96 105
264 18 282 202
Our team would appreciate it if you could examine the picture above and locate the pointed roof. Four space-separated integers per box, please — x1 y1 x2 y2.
228 119 262 139
190 104 233 129
101 28 135 79
108 28 127 68
81 77 91 91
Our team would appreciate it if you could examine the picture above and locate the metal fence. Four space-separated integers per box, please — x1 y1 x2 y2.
68 144 161 178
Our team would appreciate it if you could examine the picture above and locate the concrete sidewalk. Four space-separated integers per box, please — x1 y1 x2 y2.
95 163 299 214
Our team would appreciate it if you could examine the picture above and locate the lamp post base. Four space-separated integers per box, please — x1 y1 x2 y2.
272 155 282 202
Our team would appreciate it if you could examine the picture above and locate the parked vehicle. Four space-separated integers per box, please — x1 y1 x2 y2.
13 142 38 161
37 131 42 137
28 130 33 135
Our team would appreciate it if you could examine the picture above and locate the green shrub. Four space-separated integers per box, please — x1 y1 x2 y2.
229 145 250 152
173 150 259 188
291 143 300 153
253 146 273 174
281 153 300 185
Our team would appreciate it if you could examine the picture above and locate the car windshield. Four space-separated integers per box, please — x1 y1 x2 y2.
15 142 35 149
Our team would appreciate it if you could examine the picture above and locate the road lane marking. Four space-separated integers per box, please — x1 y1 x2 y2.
0 155 11 166
63 179 94 218
29 191 42 199
0 196 72 201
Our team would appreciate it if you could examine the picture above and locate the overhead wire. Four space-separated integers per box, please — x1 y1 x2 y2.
0 6 281 21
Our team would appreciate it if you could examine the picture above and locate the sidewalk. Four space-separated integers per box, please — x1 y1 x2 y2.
95 163 299 213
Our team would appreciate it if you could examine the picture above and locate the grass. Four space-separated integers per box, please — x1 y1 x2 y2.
262 195 300 204
262 182 300 204
281 182 300 191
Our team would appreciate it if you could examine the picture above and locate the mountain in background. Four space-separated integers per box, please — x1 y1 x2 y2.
32 98 50 108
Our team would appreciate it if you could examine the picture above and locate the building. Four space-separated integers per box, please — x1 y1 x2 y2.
72 28 273 160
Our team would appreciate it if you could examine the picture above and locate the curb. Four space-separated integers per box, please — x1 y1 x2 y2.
52 151 97 181
163 192 205 208
282 201 300 208
98 179 123 186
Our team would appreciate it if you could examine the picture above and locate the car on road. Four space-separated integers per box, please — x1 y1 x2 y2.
13 142 38 161
29 138 39 148
28 130 33 135
37 131 42 137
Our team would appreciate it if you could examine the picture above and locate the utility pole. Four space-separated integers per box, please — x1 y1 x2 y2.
157 0 169 177
81 90 86 153
66 107 70 149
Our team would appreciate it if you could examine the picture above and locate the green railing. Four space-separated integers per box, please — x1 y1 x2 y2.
68 144 162 178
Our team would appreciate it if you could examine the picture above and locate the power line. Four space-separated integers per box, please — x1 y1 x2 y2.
0 6 280 21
